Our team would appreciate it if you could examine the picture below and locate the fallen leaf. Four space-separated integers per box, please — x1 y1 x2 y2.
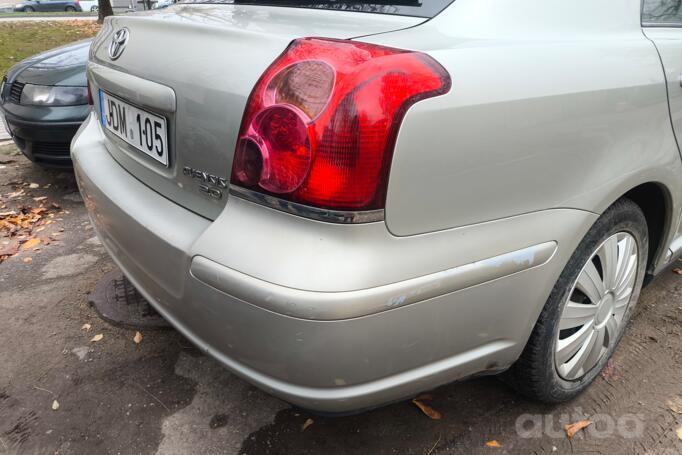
564 420 593 439
23 257 32 264
412 399 442 420
90 334 104 342
29 183 39 189
600 360 617 381
301 418 314 431
668 397 682 414
133 331 143 344
673 268 682 275
21 238 41 250
81 323 91 331
0 244 19 257
52 400 60 411
33 196 47 202
485 440 502 448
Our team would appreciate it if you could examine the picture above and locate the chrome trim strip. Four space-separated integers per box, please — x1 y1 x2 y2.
87 62 176 112
190 241 558 321
642 22 682 28
229 185 385 224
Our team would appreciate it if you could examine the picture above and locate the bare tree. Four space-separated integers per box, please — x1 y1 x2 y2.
98 0 115 23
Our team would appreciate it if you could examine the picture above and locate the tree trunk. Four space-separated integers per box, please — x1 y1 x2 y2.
98 0 114 23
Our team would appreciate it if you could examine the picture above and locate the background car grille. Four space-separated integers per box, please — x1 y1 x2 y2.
30 142 73 168
32 142 71 157
9 81 25 104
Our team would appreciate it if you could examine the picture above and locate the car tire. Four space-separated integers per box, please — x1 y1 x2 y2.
91 6 98 11
24 6 34 12
65 6 76 11
503 198 648 402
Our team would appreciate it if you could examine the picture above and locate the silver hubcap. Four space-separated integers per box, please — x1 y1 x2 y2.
555 232 638 380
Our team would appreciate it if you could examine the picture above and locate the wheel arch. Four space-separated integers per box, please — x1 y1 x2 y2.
619 181 674 278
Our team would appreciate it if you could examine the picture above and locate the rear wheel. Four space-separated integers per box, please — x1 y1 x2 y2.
504 199 647 402
24 6 34 12
65 5 76 11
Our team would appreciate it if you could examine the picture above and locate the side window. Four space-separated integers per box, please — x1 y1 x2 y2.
643 0 682 25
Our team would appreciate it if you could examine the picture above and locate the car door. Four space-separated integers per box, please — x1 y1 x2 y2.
642 0 682 255
48 0 67 10
32 0 49 11
38 0 55 10
643 1 682 152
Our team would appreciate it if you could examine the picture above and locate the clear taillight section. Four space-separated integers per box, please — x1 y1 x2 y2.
231 38 451 215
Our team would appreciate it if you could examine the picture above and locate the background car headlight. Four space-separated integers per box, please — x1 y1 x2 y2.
20 84 89 106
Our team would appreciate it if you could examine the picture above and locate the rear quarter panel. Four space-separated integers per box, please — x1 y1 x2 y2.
368 0 682 237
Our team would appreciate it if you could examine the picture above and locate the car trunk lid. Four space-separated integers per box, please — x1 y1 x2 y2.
87 4 422 220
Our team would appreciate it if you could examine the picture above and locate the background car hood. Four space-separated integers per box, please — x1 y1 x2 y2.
6 39 91 87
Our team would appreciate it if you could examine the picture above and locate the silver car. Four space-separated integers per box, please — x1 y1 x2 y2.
71 0 682 413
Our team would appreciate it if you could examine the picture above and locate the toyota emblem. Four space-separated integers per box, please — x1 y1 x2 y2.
108 28 129 60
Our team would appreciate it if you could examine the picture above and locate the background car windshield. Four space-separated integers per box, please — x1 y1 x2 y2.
178 0 455 18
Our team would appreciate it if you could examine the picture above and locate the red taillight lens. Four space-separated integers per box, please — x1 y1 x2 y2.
231 38 451 213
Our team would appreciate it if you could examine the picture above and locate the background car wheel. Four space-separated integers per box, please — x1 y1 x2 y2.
65 6 76 11
24 6 34 12
91 6 98 11
503 198 648 402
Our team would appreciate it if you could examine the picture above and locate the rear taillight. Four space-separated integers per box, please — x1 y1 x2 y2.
230 38 451 220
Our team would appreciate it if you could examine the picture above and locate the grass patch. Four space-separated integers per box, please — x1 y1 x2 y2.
0 21 101 76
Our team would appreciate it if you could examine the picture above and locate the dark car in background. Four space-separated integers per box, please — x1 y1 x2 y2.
0 40 91 168
13 0 82 12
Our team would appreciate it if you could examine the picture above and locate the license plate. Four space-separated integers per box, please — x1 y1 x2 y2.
99 91 168 166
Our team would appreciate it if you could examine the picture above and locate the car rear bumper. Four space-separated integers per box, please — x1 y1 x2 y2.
72 114 598 413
